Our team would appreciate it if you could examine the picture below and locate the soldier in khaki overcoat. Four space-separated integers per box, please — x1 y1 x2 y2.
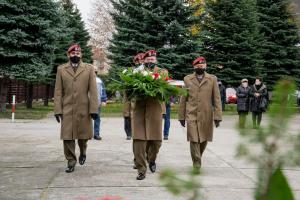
178 56 222 170
54 44 99 173
131 50 164 180
123 53 145 141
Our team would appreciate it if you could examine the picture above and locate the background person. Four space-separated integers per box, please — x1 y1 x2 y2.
93 66 107 140
236 79 250 128
161 69 175 140
218 79 226 111
249 77 268 128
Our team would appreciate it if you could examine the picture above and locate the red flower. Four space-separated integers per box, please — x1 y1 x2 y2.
153 73 160 79
165 77 172 81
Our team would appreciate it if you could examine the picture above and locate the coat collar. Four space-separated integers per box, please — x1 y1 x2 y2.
190 72 209 88
238 85 250 90
64 61 85 78
253 84 266 92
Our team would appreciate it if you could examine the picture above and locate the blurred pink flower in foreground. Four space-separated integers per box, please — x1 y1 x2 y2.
74 196 122 200
100 196 122 200
75 197 89 200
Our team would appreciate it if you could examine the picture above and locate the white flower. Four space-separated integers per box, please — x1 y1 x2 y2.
142 71 149 76
133 70 138 74
122 69 128 74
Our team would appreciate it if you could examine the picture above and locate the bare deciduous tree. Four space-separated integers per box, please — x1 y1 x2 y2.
88 0 115 52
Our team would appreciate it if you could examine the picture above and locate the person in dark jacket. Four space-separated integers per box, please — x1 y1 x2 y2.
249 77 268 128
218 79 226 111
236 79 251 128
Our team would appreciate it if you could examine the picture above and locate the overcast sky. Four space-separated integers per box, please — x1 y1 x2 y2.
73 0 93 27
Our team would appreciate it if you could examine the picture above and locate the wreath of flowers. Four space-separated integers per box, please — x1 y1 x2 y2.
110 68 187 102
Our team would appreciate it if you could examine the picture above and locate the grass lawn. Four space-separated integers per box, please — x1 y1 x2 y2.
0 102 54 120
1 101 299 120
101 103 238 118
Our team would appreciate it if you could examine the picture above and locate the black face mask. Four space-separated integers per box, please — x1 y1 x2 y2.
145 62 156 69
195 68 206 75
70 56 80 64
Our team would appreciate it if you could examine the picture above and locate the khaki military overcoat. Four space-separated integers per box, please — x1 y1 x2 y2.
54 62 98 140
131 97 163 140
178 72 222 142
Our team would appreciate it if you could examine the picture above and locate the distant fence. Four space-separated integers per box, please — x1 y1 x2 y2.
6 80 54 104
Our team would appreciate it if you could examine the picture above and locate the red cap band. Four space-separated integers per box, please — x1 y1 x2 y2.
133 53 144 62
67 44 81 53
192 56 206 66
143 50 157 59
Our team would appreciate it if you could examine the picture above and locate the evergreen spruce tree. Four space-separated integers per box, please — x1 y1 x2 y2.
109 0 201 79
51 2 74 82
0 0 62 82
0 0 63 108
52 8 74 70
60 0 92 63
200 0 263 86
257 0 300 88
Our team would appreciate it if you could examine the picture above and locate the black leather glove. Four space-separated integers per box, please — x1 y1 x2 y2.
179 120 185 127
214 120 221 128
90 113 99 120
55 114 63 123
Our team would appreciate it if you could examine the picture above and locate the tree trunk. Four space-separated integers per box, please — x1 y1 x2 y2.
26 83 33 109
0 78 8 112
44 84 50 106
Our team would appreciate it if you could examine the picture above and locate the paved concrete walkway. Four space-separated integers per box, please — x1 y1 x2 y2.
0 115 299 200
